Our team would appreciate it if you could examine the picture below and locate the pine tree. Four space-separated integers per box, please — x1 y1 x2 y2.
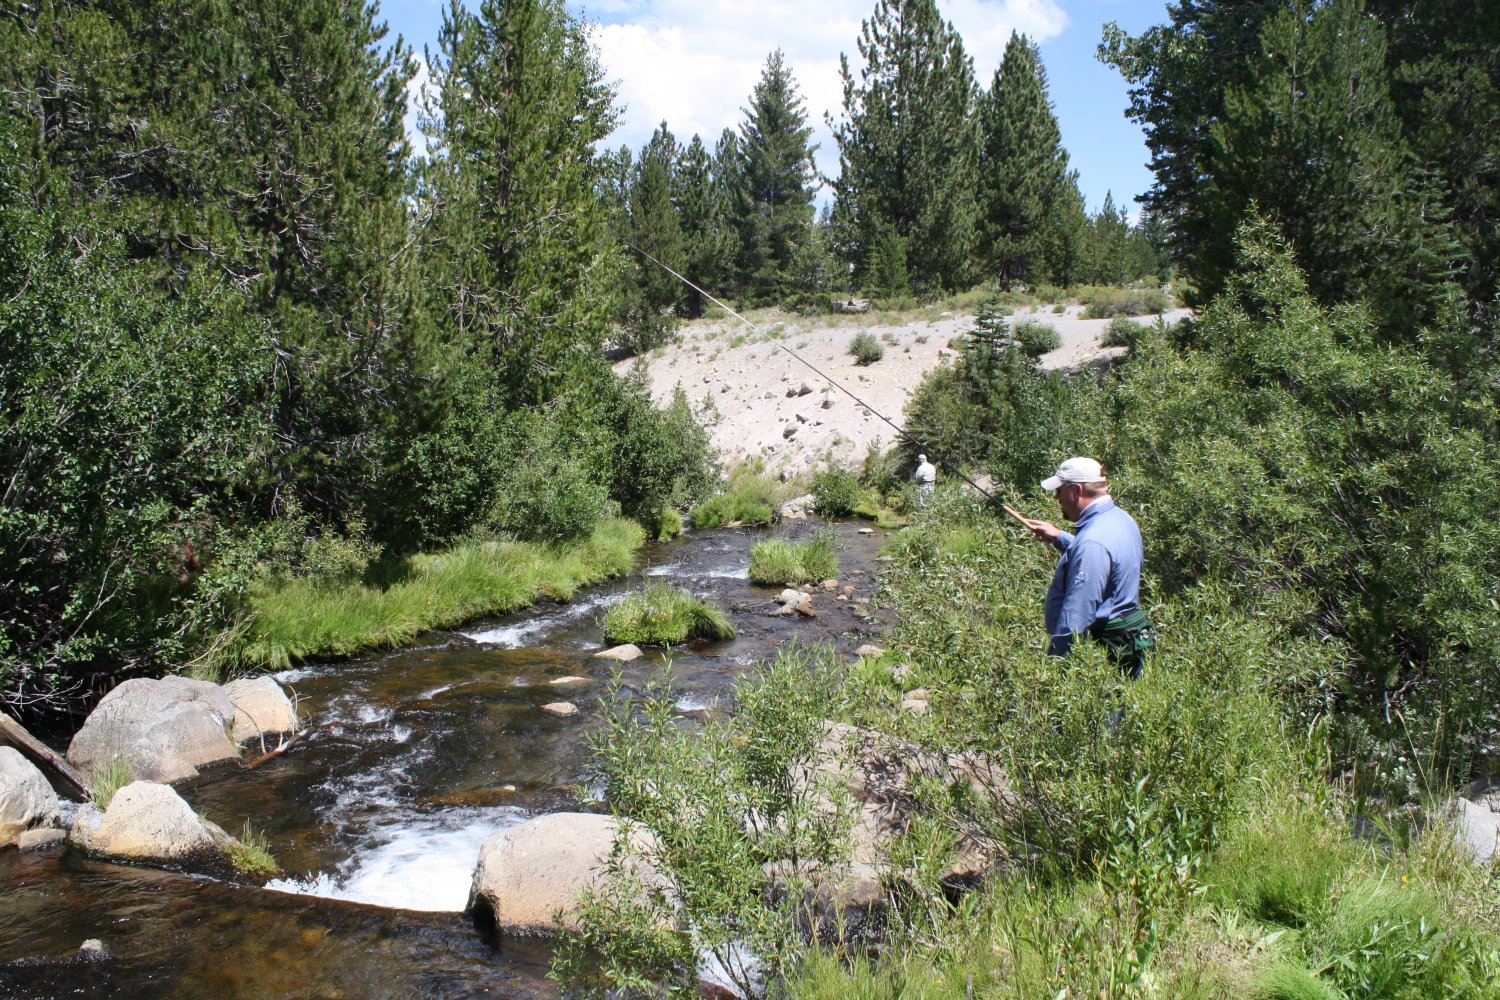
831 0 981 293
674 134 739 317
421 0 620 408
1207 0 1433 318
734 50 819 307
620 123 684 352
979 32 1077 288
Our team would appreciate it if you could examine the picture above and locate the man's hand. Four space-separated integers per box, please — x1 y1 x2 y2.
1021 516 1060 544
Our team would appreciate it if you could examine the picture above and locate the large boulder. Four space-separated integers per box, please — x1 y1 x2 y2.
223 676 298 745
69 781 220 862
1451 798 1499 865
0 746 59 845
67 675 295 783
468 812 663 936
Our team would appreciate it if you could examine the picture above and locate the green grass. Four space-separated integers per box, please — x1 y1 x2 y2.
237 518 644 670
90 757 131 810
602 583 734 645
225 822 281 880
689 492 776 528
747 531 839 586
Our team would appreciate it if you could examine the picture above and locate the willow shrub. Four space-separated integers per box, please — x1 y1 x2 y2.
554 649 855 997
1097 218 1500 778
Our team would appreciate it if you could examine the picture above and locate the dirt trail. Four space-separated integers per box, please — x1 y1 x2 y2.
621 303 1192 474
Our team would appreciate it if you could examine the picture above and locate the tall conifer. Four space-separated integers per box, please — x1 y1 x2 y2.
979 32 1076 288
620 123 684 351
831 0 981 293
675 134 738 317
421 0 620 407
734 50 819 307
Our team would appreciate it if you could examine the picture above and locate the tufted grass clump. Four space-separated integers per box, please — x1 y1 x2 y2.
748 530 839 586
225 822 281 880
603 583 734 645
90 757 131 810
689 492 775 529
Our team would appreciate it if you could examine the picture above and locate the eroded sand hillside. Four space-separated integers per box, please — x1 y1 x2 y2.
620 303 1192 475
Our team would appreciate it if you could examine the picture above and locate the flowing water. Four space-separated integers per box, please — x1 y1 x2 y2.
1 520 893 998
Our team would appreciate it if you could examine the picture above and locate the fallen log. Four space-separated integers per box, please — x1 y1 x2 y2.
239 729 306 770
0 712 92 801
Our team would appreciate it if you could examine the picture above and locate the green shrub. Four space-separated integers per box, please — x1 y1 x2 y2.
849 331 884 365
811 466 864 516
748 530 839 586
1012 317 1062 358
1078 284 1173 318
1102 315 1149 348
554 648 854 997
638 505 682 541
602 583 734 645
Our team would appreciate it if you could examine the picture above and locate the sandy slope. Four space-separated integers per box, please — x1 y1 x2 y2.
621 304 1193 475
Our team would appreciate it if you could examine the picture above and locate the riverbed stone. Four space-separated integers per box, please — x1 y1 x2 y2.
67 676 239 783
550 676 590 686
468 812 664 936
70 781 219 861
541 702 579 717
0 746 59 845
854 644 885 658
223 676 298 745
594 643 643 662
1450 798 1499 865
16 827 65 852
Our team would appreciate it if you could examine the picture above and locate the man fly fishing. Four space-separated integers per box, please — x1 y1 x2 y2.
1008 457 1155 678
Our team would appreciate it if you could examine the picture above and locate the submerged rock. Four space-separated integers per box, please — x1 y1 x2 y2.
468 812 664 936
540 702 579 717
0 747 59 845
594 643 643 662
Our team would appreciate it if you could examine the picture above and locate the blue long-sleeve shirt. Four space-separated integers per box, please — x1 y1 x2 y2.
1043 497 1143 656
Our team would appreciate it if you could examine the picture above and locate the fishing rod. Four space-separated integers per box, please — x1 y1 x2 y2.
625 243 1022 519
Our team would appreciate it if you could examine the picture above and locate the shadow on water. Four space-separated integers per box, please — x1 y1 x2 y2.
0 518 894 996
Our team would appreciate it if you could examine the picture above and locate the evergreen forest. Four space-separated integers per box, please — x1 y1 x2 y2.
2 0 1499 996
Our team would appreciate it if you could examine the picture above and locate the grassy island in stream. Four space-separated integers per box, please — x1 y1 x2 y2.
231 518 644 671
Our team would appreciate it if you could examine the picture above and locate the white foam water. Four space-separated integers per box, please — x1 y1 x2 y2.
460 592 614 648
266 806 527 912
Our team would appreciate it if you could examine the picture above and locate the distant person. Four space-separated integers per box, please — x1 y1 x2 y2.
913 454 936 507
1017 457 1155 678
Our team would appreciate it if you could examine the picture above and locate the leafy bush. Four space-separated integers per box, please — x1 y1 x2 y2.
811 465 864 516
1012 317 1062 358
748 530 839 586
1101 315 1149 348
849 331 885 365
1100 219 1500 774
1079 284 1173 318
602 583 734 645
554 648 854 997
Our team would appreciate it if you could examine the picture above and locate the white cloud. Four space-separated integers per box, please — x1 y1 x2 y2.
586 0 1068 185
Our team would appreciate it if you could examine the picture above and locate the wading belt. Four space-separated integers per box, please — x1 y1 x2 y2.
1089 608 1156 679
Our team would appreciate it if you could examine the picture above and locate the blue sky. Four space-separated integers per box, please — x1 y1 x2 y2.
380 0 1173 218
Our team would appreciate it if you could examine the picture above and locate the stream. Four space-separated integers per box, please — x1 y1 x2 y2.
0 519 892 998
